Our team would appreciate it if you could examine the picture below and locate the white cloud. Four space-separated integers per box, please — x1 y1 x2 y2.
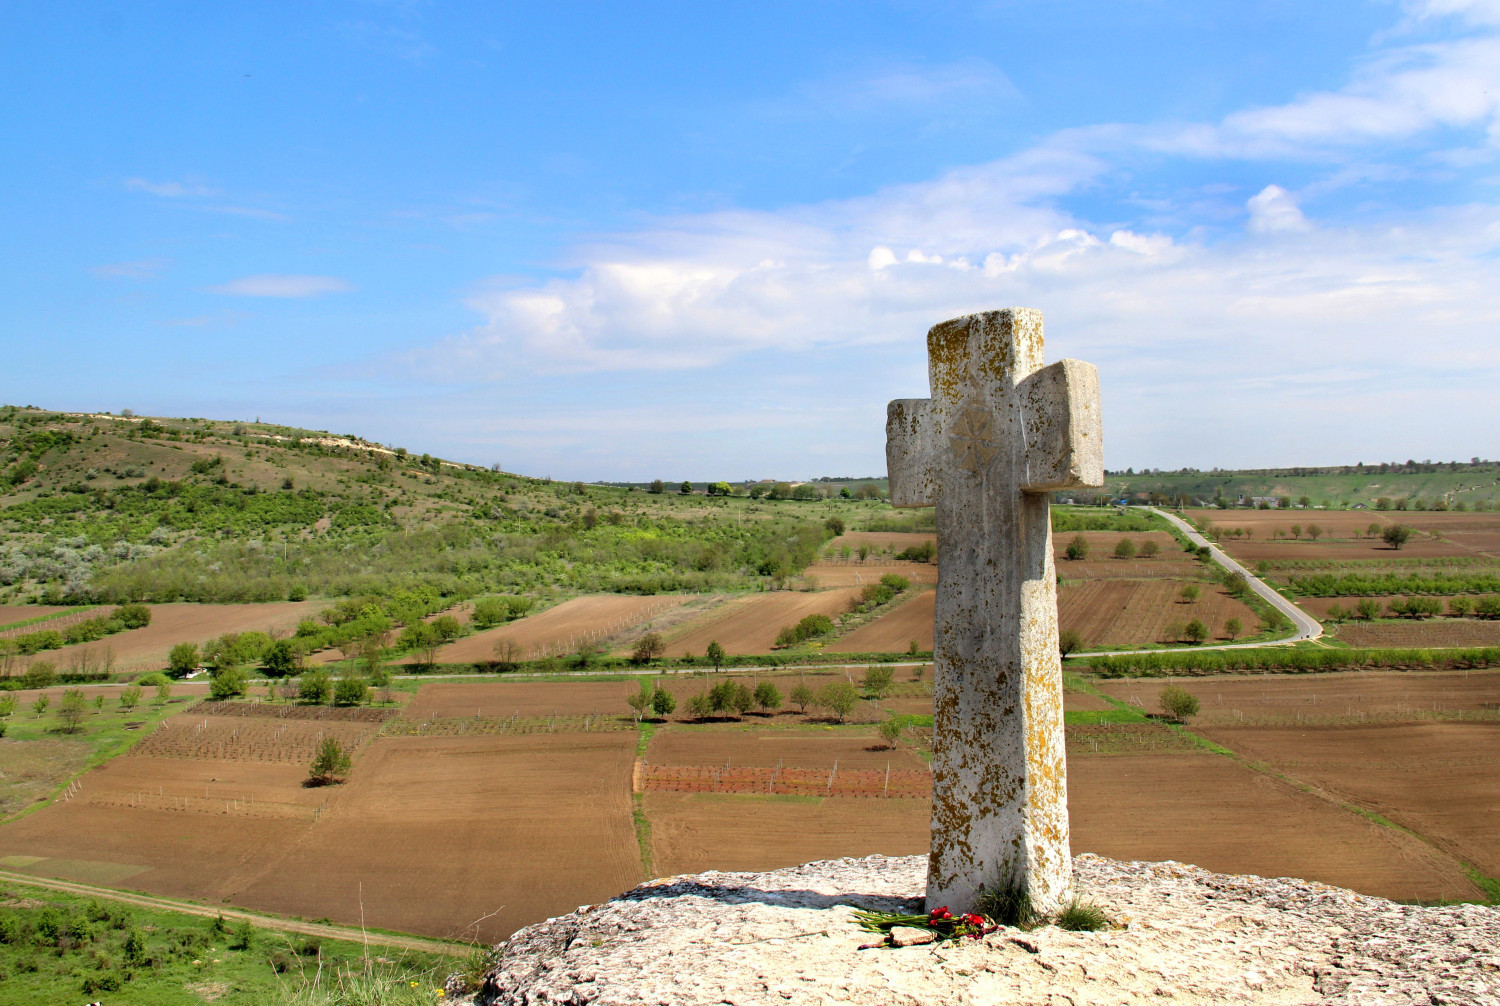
784 58 1021 115
1401 0 1500 27
124 177 218 198
90 258 168 279
209 275 354 298
1246 185 1311 234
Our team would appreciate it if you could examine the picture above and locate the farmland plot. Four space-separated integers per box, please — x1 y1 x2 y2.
434 594 687 664
665 588 863 657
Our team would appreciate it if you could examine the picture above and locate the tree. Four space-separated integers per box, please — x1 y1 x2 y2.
627 681 652 722
1113 538 1136 559
1183 619 1208 644
493 638 523 672
1058 628 1084 658
1382 524 1412 549
789 682 816 714
117 683 141 716
32 694 49 717
1223 617 1242 640
471 597 512 629
298 669 332 704
1179 584 1201 604
1449 596 1475 618
209 665 248 700
861 666 894 698
709 481 732 497
1290 524 1302 539
1298 495 1312 508
333 675 368 706
57 688 87 733
263 639 298 677
1139 539 1160 558
679 480 693 495
115 603 152 629
1065 535 1088 560
1158 685 1200 723
824 516 846 536
1356 598 1382 620
21 661 55 690
649 479 665 494
308 737 352 785
399 621 442 669
1307 524 1323 541
817 680 859 722
753 681 782 713
705 640 725 673
632 632 665 665
877 716 904 749
168 642 199 677
431 615 462 642
651 686 676 718
686 691 713 719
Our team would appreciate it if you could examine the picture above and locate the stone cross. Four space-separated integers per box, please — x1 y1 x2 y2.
886 308 1102 915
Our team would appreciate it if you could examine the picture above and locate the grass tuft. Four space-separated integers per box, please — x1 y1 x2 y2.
1054 899 1111 931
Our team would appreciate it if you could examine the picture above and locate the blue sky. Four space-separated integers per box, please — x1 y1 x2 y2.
3 1 1498 480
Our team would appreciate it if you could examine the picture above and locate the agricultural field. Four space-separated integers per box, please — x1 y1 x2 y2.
802 561 937 588
28 601 322 676
0 605 71 628
434 594 689 663
828 577 1259 652
1184 507 1500 565
663 587 864 657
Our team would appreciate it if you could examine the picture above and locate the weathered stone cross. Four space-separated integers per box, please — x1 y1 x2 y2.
886 308 1102 915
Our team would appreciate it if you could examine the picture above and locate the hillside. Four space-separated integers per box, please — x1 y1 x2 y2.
0 406 887 606
1097 463 1500 510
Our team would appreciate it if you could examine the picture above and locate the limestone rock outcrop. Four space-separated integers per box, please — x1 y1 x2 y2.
472 854 1499 1005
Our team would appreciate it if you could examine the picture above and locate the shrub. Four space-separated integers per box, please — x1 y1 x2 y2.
877 717 903 748
114 603 152 629
208 665 247 700
879 573 909 591
897 540 935 563
262 639 298 677
1113 538 1136 559
789 683 815 713
333 675 368 706
1058 629 1083 657
298 669 332 704
167 642 199 677
21 661 56 689
1158 684 1200 723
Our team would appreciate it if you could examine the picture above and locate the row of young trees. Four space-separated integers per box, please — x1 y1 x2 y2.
1063 536 1163 560
1325 594 1500 621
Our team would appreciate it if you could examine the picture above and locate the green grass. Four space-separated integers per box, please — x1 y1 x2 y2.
0 878 451 1006
0 692 187 821
630 793 653 878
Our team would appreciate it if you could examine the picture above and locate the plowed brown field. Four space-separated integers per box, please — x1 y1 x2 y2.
0 605 71 628
1333 620 1500 647
665 588 863 657
646 728 929 772
1197 722 1500 880
33 601 323 674
644 748 1480 901
828 592 934 653
435 595 687 663
831 579 1259 652
235 733 640 942
803 562 938 588
1098 670 1500 726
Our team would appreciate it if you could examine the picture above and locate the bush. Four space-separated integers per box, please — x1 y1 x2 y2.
1065 535 1088 560
208 665 247 700
1158 685 1200 723
298 669 332 704
333 675 368 706
650 686 676 717
877 717 903 748
262 639 298 677
1113 538 1136 559
896 541 935 563
789 683 815 713
167 642 199 677
114 603 152 629
1058 629 1083 657
20 661 55 689
1055 900 1111 931
632 632 665 665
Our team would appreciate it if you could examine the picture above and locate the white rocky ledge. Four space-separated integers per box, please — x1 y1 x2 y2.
472 854 1500 1005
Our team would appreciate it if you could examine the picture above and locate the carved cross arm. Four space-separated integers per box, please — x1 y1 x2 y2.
1020 359 1104 492
886 398 940 509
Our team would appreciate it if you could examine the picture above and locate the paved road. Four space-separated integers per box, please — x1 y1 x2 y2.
1070 508 1322 659
0 869 468 956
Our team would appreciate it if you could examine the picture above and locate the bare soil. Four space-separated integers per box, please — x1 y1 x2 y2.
0 605 71 628
30 601 323 675
1197 722 1500 880
1096 670 1500 726
646 727 930 772
1332 620 1500 648
665 588 864 657
435 595 688 664
645 749 1481 903
802 563 938 588
236 733 640 943
829 579 1260 653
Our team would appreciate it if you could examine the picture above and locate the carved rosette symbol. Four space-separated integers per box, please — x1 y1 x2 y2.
947 403 999 474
